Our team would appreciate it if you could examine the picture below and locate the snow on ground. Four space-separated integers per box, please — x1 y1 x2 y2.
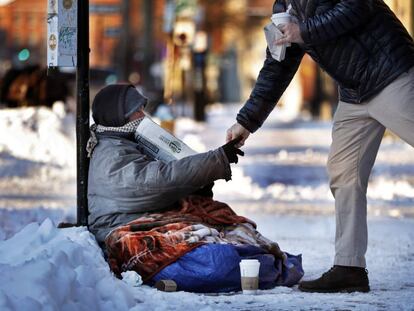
0 104 76 214
1 103 414 310
1 217 413 311
177 104 414 217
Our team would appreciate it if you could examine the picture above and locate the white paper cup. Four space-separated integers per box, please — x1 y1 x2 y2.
271 12 292 26
239 259 260 294
271 12 292 46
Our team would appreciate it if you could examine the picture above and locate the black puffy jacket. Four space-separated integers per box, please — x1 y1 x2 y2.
237 0 414 133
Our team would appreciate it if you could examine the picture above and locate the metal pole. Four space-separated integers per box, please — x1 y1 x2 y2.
76 0 90 226
119 0 130 81
143 0 154 89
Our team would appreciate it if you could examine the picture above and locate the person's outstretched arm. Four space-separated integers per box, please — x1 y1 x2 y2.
227 44 304 146
120 139 243 210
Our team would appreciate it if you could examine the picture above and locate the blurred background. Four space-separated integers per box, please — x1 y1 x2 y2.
0 0 411 120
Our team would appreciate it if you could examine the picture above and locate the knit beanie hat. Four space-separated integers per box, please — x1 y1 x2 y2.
92 84 147 127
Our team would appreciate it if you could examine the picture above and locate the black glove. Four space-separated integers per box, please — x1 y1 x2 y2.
193 182 214 198
222 137 245 164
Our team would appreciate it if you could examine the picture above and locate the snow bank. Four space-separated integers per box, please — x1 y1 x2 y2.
0 207 74 241
0 105 77 215
0 104 76 168
1 217 413 311
0 219 137 311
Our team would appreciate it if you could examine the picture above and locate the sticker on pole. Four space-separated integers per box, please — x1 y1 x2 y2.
47 0 77 67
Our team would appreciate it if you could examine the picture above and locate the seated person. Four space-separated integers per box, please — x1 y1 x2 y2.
87 84 303 292
87 84 241 244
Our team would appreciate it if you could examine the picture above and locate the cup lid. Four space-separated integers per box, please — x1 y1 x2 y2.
240 259 260 264
272 12 291 18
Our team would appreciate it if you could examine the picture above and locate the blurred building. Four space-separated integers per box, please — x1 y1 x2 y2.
0 0 45 71
0 0 412 116
0 0 168 103
0 0 165 72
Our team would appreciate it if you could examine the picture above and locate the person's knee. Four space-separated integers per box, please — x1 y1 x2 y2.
327 156 358 192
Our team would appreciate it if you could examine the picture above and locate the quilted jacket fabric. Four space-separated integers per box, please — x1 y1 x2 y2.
237 0 414 133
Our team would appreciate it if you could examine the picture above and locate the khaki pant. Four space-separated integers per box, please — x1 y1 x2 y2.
329 67 414 267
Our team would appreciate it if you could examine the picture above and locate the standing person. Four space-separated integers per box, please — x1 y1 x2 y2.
226 0 414 293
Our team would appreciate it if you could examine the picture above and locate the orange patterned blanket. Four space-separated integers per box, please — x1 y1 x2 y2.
105 195 282 282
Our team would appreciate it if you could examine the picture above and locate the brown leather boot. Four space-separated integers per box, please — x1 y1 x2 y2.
298 265 370 293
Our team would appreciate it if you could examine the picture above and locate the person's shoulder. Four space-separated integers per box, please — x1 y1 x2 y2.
91 138 151 172
93 136 141 159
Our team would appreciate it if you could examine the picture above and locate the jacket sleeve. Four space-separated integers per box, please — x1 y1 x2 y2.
299 0 374 45
131 148 231 203
236 45 304 133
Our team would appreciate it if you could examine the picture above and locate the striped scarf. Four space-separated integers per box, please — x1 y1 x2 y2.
86 117 144 158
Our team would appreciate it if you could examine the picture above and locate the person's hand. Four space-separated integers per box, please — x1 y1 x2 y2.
275 22 304 45
226 123 250 147
222 137 245 164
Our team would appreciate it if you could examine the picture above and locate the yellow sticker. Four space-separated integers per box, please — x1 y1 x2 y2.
63 0 72 10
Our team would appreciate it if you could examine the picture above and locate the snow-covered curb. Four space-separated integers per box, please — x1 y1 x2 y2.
1 217 414 311
0 219 137 311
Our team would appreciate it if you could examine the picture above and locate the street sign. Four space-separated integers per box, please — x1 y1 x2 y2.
47 0 77 67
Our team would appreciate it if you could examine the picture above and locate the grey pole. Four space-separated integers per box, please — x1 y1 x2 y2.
76 0 90 226
119 0 130 81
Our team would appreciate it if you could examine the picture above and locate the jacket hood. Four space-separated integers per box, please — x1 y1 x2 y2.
92 84 135 127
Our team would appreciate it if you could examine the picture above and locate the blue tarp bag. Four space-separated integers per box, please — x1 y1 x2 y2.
150 243 303 293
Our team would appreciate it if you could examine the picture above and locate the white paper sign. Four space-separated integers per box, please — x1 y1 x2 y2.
47 0 77 67
135 117 197 163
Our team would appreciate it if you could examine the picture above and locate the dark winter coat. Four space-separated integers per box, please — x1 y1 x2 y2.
87 134 231 243
237 0 414 133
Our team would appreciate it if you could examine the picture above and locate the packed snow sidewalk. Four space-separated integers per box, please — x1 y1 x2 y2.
0 104 414 310
1 216 413 311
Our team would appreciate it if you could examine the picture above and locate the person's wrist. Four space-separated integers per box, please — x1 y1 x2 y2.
298 21 310 44
222 145 234 163
236 116 255 133
221 137 244 164
218 147 231 166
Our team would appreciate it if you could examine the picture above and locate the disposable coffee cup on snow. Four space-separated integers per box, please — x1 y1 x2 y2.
271 12 292 46
239 259 261 294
